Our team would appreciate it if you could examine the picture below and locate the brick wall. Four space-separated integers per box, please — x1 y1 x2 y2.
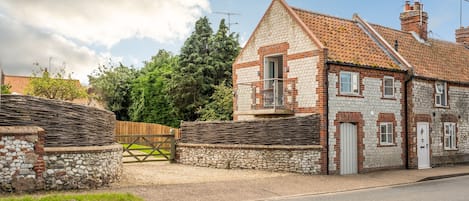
180 114 320 145
409 79 469 167
328 65 406 173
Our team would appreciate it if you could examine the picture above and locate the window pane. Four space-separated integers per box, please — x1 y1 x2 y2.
384 79 393 87
352 73 359 93
387 133 393 143
441 92 446 106
436 95 441 105
340 73 351 93
381 125 386 134
381 133 387 143
384 87 393 96
387 124 393 133
445 136 450 148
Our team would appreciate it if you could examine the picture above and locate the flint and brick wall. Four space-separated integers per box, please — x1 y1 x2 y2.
328 65 406 173
408 79 469 167
178 115 322 174
233 0 319 121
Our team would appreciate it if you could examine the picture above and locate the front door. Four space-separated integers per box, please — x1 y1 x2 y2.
264 56 283 107
417 122 431 169
340 123 358 175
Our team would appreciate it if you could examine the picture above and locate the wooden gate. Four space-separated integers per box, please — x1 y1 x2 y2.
116 130 176 163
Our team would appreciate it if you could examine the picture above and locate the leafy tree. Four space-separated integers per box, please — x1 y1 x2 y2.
26 67 87 101
88 63 137 121
130 50 180 127
210 19 240 87
198 81 233 121
1 84 11 94
169 17 214 121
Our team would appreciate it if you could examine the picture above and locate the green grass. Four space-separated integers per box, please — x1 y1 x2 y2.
121 143 170 157
0 193 143 201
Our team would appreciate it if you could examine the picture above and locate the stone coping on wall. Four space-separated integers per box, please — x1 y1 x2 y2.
178 143 322 150
44 143 122 154
0 126 44 135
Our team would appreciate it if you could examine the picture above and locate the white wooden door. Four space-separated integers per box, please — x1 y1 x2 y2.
340 123 358 175
417 122 431 169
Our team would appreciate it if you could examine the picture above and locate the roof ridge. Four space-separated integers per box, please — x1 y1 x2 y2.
290 6 356 24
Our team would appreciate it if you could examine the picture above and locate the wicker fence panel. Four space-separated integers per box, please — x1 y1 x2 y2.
0 95 115 147
181 114 320 145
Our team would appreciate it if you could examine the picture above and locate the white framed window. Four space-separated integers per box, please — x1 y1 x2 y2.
444 122 457 150
380 122 394 145
383 76 394 98
435 82 447 107
340 71 359 95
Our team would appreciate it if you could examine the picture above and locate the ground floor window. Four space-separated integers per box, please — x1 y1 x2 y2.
444 122 457 150
380 122 393 145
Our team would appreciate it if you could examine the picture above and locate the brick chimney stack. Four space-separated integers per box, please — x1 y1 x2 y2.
400 1 428 40
456 26 469 45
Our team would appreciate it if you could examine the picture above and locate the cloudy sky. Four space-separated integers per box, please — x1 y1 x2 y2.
0 0 466 84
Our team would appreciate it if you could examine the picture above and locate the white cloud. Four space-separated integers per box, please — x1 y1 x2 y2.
0 0 211 48
0 15 112 84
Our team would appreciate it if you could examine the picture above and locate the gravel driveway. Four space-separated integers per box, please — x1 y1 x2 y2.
114 161 291 187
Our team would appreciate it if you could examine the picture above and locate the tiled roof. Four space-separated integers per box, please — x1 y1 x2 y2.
292 7 400 70
372 25 469 83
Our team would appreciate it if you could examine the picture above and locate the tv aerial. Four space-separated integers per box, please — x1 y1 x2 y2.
214 11 240 32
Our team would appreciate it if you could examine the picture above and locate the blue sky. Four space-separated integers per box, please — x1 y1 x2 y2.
0 0 467 84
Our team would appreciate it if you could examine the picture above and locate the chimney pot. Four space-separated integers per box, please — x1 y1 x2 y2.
400 1 428 40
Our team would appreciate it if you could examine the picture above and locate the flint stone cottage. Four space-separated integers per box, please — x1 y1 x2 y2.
233 0 469 174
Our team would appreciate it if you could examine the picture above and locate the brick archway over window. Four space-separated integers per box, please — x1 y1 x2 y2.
334 112 364 174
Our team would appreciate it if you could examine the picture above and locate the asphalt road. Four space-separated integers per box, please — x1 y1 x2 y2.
275 175 469 201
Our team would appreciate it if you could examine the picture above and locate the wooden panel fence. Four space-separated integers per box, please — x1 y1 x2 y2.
115 121 180 149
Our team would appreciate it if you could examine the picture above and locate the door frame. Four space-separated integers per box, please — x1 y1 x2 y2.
416 122 431 169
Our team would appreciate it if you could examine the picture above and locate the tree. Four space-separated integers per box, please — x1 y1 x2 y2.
88 63 137 121
198 81 233 121
169 17 214 121
130 50 180 127
210 19 240 87
1 84 11 94
26 67 87 101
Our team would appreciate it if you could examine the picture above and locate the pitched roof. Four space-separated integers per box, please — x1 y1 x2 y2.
292 7 400 70
371 24 469 83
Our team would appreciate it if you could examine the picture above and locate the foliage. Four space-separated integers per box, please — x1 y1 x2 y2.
169 17 240 121
25 68 87 101
129 50 180 127
1 84 11 94
210 19 240 87
198 81 233 121
0 193 143 201
88 63 137 121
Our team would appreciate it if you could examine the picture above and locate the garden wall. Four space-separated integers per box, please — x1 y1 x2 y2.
177 115 323 174
0 95 122 192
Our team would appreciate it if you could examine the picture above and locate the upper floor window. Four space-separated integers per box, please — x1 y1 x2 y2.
383 76 394 98
340 71 359 95
435 82 447 107
444 122 457 150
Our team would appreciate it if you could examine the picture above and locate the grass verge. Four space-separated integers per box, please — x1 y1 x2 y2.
0 193 143 201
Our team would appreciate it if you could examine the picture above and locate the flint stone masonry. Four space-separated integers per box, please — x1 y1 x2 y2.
0 95 115 147
411 80 469 166
181 114 320 145
44 144 122 190
0 126 123 192
177 144 323 174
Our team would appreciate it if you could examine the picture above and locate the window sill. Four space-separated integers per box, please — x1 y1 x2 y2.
444 148 458 151
337 94 363 98
435 105 449 109
378 143 397 147
381 97 396 100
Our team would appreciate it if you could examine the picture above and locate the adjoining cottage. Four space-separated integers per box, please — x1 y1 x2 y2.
233 0 469 174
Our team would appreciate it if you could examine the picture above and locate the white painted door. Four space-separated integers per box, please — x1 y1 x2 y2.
417 122 431 169
340 123 358 175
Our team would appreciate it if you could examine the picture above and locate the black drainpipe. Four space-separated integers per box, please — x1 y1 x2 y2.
404 73 413 169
